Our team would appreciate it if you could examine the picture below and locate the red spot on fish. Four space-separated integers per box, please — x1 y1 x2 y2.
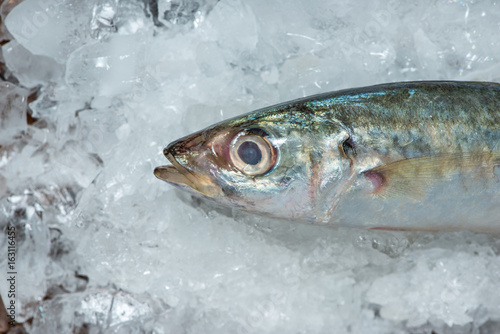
364 170 386 194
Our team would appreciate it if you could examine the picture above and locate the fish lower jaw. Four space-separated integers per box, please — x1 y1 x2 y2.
154 165 191 186
154 164 221 198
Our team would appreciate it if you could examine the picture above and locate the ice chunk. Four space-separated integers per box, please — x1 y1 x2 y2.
91 0 152 38
0 82 28 145
2 40 64 88
163 0 203 25
150 0 219 28
4 0 93 63
201 0 257 51
0 0 24 42
65 34 144 97
0 186 80 320
53 140 103 188
29 289 167 333
90 0 118 40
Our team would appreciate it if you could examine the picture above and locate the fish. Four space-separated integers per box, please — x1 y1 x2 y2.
155 81 500 232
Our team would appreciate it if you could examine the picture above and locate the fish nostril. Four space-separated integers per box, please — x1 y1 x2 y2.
164 133 205 158
165 140 179 152
164 139 184 157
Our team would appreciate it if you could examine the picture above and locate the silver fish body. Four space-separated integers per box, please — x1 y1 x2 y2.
155 81 500 232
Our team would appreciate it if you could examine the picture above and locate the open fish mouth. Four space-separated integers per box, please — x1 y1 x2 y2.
154 152 220 198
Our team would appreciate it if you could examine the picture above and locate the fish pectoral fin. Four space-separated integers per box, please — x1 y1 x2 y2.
362 152 500 199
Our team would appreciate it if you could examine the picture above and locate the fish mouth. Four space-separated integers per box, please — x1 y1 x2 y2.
154 152 220 198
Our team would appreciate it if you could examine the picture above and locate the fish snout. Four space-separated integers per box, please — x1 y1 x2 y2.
156 133 222 198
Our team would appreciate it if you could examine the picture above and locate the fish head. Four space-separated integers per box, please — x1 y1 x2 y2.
155 107 354 222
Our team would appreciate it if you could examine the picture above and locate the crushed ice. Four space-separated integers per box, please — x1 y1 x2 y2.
0 0 499 332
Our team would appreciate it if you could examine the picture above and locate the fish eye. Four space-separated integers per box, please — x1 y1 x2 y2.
229 129 277 176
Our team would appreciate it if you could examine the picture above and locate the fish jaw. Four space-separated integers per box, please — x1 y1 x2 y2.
154 146 222 198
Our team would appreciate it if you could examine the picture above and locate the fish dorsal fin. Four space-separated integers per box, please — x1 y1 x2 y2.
362 152 500 198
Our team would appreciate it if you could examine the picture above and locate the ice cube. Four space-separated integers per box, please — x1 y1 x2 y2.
90 0 118 40
29 289 155 332
2 40 64 88
4 0 93 64
0 81 28 145
65 34 144 97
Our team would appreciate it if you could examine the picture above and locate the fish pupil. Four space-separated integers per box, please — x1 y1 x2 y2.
238 141 262 165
